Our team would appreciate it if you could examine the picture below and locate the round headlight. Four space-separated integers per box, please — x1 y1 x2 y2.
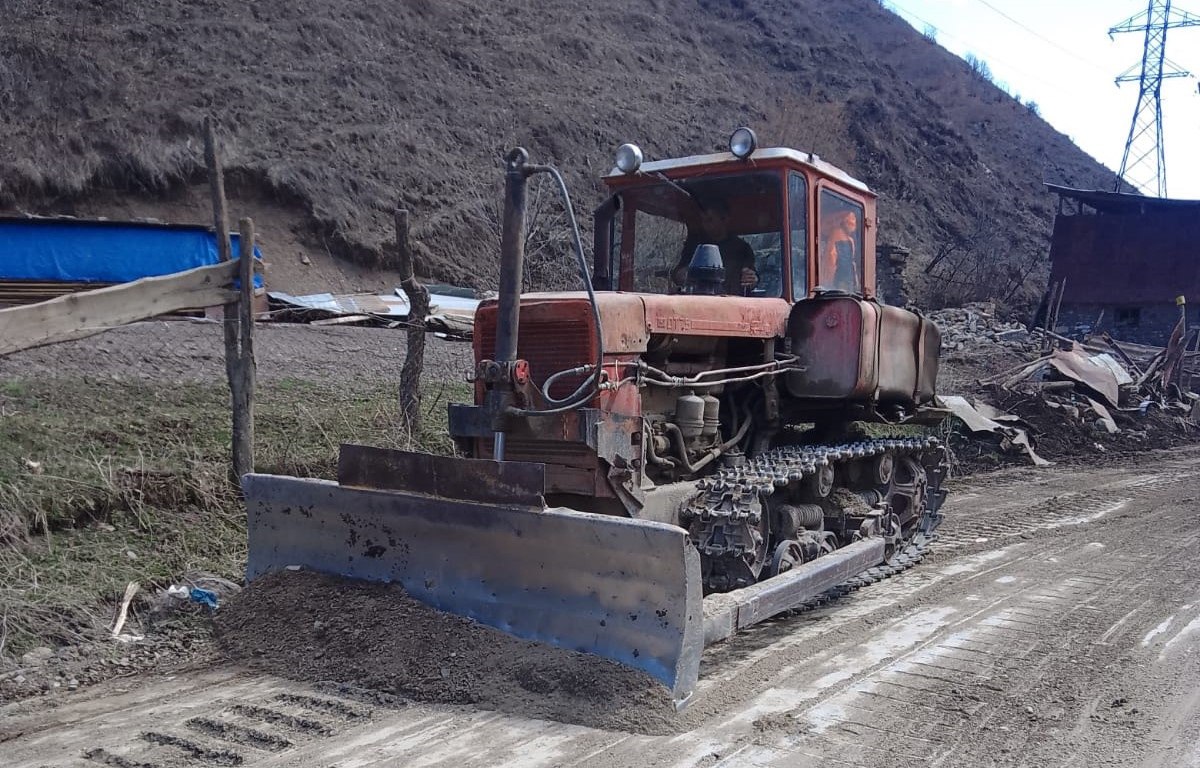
729 127 757 159
615 143 644 174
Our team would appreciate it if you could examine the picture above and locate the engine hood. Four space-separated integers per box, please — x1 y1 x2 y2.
482 292 792 354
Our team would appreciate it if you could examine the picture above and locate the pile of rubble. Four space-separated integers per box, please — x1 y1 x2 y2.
941 325 1199 469
926 302 1034 354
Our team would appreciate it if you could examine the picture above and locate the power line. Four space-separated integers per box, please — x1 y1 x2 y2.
887 0 1077 93
967 0 1112 75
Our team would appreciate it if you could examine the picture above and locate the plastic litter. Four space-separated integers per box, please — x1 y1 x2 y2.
189 587 219 610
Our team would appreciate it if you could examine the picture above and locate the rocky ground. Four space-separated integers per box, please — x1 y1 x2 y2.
3 607 217 703
0 319 473 387
926 302 1037 393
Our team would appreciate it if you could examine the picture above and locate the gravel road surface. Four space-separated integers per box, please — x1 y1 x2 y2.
3 449 1198 767
0 321 474 387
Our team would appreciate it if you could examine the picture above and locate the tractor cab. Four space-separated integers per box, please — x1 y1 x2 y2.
593 128 878 303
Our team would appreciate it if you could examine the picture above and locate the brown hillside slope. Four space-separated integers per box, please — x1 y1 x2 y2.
0 0 1112 306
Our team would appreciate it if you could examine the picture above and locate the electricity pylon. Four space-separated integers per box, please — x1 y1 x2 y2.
1110 0 1200 197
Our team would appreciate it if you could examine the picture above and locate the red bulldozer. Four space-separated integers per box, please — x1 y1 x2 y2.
243 128 948 706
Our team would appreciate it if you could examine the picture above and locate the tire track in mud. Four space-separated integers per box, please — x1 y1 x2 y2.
692 459 1192 710
735 486 1200 768
935 461 1194 552
928 528 1200 768
75 689 372 768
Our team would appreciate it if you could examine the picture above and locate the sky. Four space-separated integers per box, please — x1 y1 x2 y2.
887 0 1200 198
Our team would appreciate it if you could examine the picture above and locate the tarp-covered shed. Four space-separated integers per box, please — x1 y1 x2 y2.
0 216 261 302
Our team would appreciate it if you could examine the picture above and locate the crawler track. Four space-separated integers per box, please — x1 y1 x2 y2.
684 437 947 593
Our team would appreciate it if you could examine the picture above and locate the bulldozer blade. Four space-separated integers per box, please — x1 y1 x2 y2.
242 472 705 703
336 443 546 507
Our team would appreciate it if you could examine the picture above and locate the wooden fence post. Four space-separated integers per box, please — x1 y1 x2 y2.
235 217 257 477
204 118 254 482
395 208 430 436
1041 279 1064 352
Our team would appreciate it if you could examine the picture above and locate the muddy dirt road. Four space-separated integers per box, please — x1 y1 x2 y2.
4 448 1199 767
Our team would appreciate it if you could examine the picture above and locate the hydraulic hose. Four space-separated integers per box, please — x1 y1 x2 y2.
509 164 605 416
642 365 792 389
540 364 596 406
640 357 798 383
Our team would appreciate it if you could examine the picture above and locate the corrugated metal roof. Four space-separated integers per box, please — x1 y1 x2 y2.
268 288 480 320
1045 184 1200 215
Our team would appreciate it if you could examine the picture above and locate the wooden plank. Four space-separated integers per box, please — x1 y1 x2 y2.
0 261 238 356
0 281 119 306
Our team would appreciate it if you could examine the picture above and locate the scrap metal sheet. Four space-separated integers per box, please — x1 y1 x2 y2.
269 289 480 319
243 474 704 701
940 395 1050 466
267 291 411 317
1049 349 1120 407
1089 353 1134 386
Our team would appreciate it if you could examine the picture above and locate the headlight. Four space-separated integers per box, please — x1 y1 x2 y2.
729 127 757 159
615 143 643 174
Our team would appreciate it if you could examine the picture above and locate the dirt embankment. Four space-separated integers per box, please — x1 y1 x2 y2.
3 0 1113 305
214 570 679 734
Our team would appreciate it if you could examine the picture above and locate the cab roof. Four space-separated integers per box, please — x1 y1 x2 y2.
604 147 872 195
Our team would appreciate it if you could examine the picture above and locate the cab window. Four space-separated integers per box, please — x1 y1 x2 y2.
613 172 784 297
817 190 864 294
631 209 685 294
788 172 808 299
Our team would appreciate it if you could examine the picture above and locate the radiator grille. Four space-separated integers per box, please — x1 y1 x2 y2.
476 304 598 402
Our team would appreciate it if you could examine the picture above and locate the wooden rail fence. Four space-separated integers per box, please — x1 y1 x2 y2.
0 260 250 357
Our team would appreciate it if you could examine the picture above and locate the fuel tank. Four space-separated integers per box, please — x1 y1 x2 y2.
785 296 940 408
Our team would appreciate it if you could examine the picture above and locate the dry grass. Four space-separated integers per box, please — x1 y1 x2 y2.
0 376 467 660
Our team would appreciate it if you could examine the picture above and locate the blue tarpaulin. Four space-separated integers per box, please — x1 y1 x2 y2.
0 218 263 285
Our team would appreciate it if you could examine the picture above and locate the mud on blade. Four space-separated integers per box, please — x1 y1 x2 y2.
242 448 704 702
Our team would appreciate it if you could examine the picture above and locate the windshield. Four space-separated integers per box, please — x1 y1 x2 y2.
612 172 784 297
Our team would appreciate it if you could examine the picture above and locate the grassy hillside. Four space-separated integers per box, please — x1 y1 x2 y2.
1 0 1113 307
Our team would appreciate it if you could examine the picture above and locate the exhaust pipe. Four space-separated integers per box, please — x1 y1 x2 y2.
486 148 534 460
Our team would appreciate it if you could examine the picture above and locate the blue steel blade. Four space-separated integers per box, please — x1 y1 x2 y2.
242 473 704 702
